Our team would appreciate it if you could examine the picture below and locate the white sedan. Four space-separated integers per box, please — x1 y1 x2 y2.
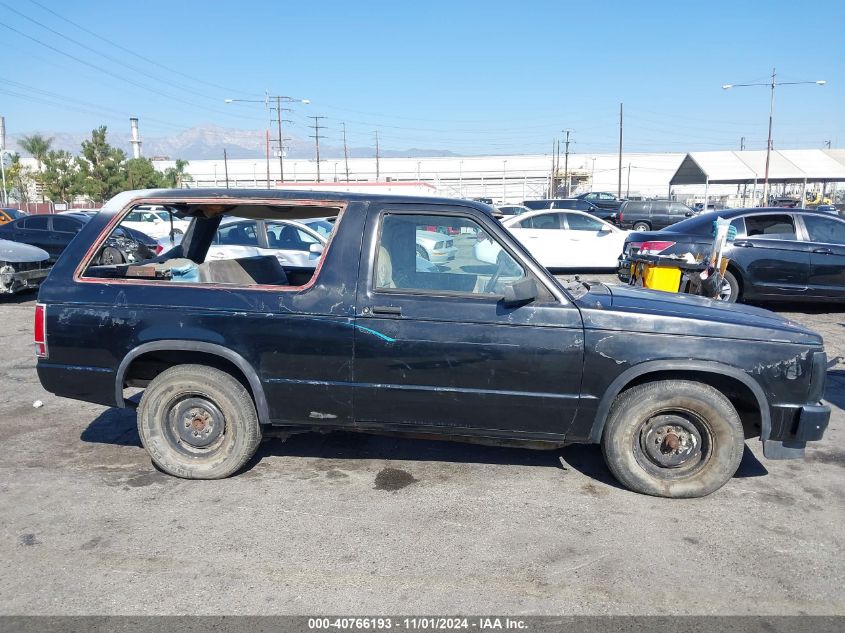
475 209 628 269
121 206 192 240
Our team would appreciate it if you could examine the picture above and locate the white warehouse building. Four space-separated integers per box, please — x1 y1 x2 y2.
153 149 845 207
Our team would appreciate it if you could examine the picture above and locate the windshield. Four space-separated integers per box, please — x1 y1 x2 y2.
5 208 25 220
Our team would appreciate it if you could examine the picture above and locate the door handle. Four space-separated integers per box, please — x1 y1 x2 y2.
733 240 754 247
813 247 833 255
371 305 402 316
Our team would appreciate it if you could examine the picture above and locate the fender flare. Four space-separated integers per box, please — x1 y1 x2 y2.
115 340 271 424
587 359 771 443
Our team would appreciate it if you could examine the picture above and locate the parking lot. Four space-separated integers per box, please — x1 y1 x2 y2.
1 286 843 616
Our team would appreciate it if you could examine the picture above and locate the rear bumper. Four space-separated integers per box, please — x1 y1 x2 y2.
763 402 831 459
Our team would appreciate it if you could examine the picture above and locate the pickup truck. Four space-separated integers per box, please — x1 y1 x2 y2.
35 189 830 497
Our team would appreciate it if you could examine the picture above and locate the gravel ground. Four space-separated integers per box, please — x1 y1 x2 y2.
0 289 843 616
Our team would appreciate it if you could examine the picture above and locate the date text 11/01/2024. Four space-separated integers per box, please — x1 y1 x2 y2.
308 617 528 630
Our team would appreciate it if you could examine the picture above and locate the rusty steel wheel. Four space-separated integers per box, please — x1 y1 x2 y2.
601 379 745 498
137 364 261 479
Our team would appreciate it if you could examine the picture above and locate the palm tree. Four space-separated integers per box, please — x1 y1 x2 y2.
18 134 54 172
163 158 191 188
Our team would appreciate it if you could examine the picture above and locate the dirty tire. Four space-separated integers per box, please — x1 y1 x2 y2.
720 270 741 303
601 380 744 498
137 364 261 479
632 221 650 232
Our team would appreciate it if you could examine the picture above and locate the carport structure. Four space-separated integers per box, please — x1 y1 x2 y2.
669 149 845 207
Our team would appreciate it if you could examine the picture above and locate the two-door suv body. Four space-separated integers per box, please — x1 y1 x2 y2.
36 189 830 497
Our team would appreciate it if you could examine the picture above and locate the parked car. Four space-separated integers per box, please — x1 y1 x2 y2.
36 189 830 497
573 191 625 211
0 239 50 294
617 200 696 231
0 208 27 225
618 208 845 303
121 206 192 240
815 205 838 214
497 205 532 217
692 203 720 214
521 198 617 223
0 213 160 264
477 209 627 269
207 217 326 268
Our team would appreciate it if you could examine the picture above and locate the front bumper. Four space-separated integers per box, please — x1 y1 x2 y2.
763 402 831 459
0 266 50 294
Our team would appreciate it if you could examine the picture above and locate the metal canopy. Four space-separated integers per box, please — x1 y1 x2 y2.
670 149 845 185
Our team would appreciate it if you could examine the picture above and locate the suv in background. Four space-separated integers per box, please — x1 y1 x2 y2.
617 200 695 231
573 192 625 211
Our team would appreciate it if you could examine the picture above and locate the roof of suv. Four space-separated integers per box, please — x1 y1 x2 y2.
661 206 837 233
103 188 500 217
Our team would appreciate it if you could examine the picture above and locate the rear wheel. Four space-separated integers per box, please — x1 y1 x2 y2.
632 221 650 231
137 364 262 479
601 380 744 498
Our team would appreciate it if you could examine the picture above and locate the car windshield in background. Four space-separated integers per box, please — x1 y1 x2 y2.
6 209 26 220
302 219 335 238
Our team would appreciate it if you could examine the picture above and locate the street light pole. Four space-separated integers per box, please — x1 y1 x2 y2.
722 69 825 206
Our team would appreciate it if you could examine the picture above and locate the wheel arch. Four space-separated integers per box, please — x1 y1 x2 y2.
115 340 270 424
588 360 770 444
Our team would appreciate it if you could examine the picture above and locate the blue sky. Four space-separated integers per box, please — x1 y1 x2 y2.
2 0 843 155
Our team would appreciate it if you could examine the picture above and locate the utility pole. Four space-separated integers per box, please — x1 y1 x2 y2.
549 140 556 197
308 116 326 183
270 99 296 183
617 103 624 199
265 130 271 187
562 129 573 197
825 140 832 149
223 148 230 189
740 136 745 151
342 122 350 181
374 130 381 181
626 162 631 198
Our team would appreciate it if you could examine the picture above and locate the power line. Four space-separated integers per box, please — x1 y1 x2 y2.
27 0 259 97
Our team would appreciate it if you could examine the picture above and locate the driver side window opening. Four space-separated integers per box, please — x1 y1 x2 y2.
80 202 341 288
375 213 525 296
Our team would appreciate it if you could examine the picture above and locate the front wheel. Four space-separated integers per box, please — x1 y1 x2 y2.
601 380 744 498
632 221 650 232
137 364 262 479
717 270 740 303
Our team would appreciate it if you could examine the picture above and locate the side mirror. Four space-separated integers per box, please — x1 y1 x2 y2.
309 242 324 255
502 277 536 307
685 211 693 217
599 224 613 233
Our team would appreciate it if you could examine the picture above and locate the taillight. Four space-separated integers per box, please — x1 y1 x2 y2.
154 244 164 255
627 241 643 254
639 240 677 255
34 303 48 359
618 212 624 222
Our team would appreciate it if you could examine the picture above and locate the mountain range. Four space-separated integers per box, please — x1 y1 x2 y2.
6 124 459 160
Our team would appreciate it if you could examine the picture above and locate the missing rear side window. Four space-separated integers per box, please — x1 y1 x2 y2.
82 203 339 288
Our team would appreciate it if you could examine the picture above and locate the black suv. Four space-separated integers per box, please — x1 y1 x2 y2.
573 192 625 211
619 208 845 302
35 189 829 498
617 200 696 231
